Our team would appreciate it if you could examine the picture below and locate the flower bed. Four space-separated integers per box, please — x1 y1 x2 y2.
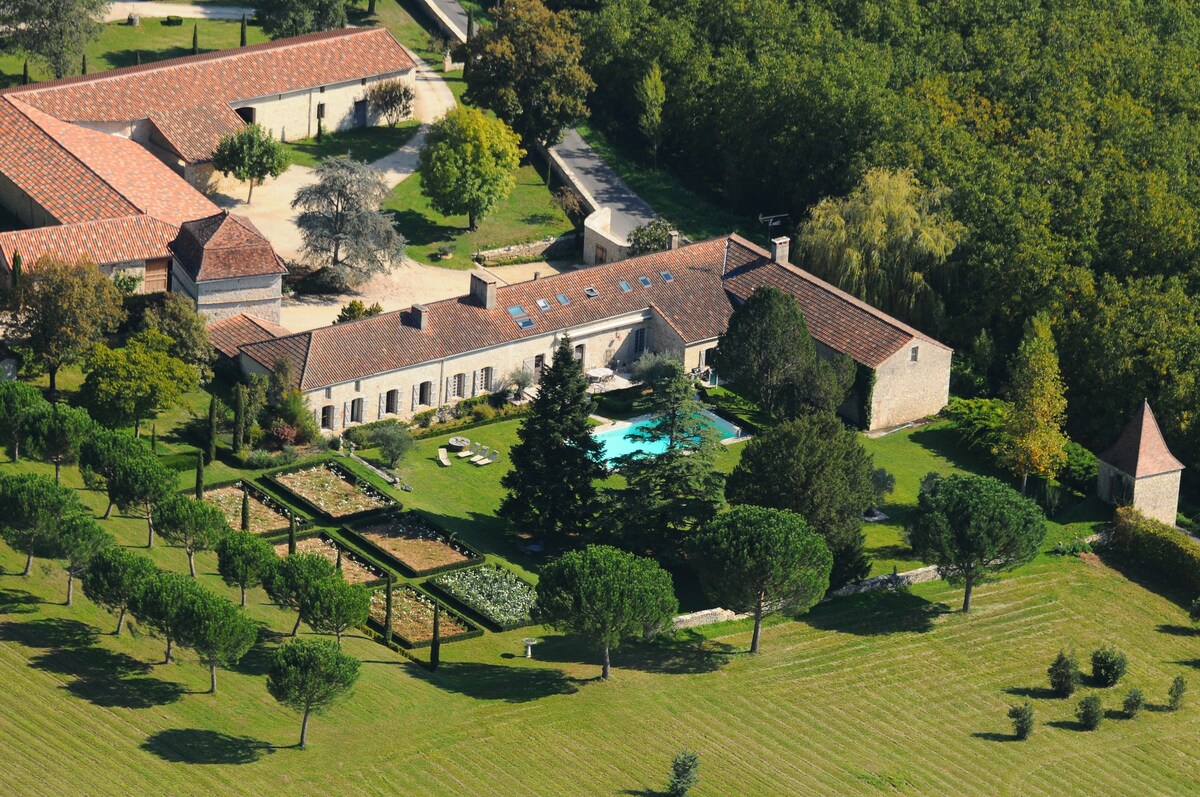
427 566 536 630
272 534 384 585
367 585 481 648
206 485 290 535
267 461 395 521
342 511 483 577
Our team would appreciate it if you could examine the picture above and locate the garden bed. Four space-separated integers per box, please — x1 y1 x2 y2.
272 533 385 586
266 460 396 522
367 585 482 648
342 511 483 577
205 483 291 535
426 565 536 630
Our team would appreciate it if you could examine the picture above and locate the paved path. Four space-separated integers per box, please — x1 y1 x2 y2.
549 128 657 240
421 0 469 42
104 2 252 22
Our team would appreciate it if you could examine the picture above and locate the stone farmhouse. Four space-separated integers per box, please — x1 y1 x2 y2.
0 27 416 323
236 235 952 433
1097 401 1184 525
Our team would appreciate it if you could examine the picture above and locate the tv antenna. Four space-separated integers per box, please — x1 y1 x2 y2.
758 212 789 240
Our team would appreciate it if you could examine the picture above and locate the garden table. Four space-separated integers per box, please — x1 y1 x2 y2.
447 436 470 452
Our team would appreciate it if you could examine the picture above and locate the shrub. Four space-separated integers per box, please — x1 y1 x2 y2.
471 403 496 422
1052 539 1093 556
1191 596 1200 625
1076 694 1103 730
1008 702 1034 740
1059 441 1098 495
1123 687 1144 718
244 449 277 469
666 750 699 797
1091 646 1128 687
944 396 1010 454
1169 676 1187 711
1049 650 1081 697
268 419 299 449
1110 506 1200 595
413 409 436 428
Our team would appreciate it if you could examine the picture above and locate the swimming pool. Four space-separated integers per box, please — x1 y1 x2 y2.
593 411 743 463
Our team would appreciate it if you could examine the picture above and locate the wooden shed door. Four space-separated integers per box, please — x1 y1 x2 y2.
144 258 170 293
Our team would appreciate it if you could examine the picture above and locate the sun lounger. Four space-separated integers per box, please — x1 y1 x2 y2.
457 441 481 458
469 447 491 464
437 448 452 467
475 451 500 466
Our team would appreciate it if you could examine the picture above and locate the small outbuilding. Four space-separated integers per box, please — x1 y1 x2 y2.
1097 401 1184 526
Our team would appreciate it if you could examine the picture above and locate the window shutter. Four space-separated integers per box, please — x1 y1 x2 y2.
444 377 451 403
342 402 348 428
378 392 384 418
471 370 478 396
411 385 418 410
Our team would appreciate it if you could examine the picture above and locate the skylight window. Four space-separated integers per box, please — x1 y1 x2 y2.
638 276 652 287
507 305 526 318
536 298 551 312
618 280 631 292
556 294 570 305
516 317 536 330
661 270 674 282
583 286 599 299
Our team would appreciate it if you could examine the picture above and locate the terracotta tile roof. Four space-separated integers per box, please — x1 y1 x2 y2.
209 313 291 358
3 27 416 163
148 103 247 164
170 212 287 282
1100 401 1185 478
0 215 178 267
242 236 951 391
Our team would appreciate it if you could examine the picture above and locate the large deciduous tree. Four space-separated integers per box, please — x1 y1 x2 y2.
905 474 1046 612
141 292 217 383
80 329 198 436
216 531 276 606
267 638 360 749
27 401 93 483
688 506 832 653
253 0 346 40
534 544 678 679
500 337 605 543
725 413 875 589
627 218 675 257
292 158 405 289
0 0 105 79
1000 313 1068 493
211 123 291 203
0 380 46 461
10 257 123 393
635 61 665 168
83 547 158 635
180 590 258 694
462 0 594 150
365 78 415 127
418 106 523 231
0 472 84 576
156 495 231 577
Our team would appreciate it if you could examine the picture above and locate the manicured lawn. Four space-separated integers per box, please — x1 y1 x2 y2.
284 121 421 168
385 163 575 270
0 19 270 87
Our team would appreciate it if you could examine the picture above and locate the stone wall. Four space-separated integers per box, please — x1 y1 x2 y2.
582 208 630 266
475 232 580 265
1132 470 1182 526
171 260 281 323
869 340 952 430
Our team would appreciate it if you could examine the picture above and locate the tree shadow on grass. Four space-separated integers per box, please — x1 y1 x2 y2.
1097 552 1194 610
0 587 41 614
0 618 97 649
1003 686 1058 700
532 631 733 676
232 626 282 677
1173 659 1200 670
971 732 1018 742
805 589 949 636
620 789 669 796
1046 719 1086 732
908 425 1007 479
1157 624 1198 637
141 729 275 765
31 643 184 709
387 208 462 248
412 660 578 703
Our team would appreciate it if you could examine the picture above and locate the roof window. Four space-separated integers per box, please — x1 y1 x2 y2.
507 305 526 318
515 317 536 330
583 286 599 299
556 294 570 305
535 298 551 312
638 276 652 287
661 271 674 282
618 280 631 292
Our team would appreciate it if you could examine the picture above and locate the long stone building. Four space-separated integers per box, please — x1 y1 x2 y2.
237 235 952 432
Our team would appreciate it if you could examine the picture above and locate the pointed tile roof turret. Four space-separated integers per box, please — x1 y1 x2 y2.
1099 401 1185 478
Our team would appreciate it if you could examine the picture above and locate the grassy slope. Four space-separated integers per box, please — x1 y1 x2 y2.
0 19 270 87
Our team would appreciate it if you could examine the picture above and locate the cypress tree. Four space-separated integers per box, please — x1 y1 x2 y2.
21 60 29 85
335 546 342 571
81 54 87 75
150 424 157 451
467 11 475 40
10 251 21 293
195 452 204 499
241 487 251 532
135 50 141 66
430 602 441 671
206 394 218 464
288 513 297 555
383 574 393 646
192 24 199 56
233 386 245 456
240 13 247 47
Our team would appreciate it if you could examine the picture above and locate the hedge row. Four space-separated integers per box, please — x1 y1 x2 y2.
1110 506 1200 595
410 405 532 440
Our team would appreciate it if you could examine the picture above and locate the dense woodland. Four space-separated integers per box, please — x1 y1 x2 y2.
568 0 1200 478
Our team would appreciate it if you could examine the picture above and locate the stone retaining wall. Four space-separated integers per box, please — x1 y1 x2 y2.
475 233 580 265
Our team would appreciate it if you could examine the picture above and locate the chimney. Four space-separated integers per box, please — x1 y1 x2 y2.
469 271 497 309
533 271 541 280
410 304 429 330
668 230 680 250
770 236 790 264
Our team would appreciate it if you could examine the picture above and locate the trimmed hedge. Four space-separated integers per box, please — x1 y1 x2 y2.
340 511 484 578
410 405 532 440
366 584 484 649
261 458 398 524
1110 506 1200 594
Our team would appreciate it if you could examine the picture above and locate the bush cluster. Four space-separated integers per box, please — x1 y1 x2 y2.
1123 687 1144 718
1076 694 1103 730
1008 702 1034 740
1110 507 1200 595
1169 676 1187 711
1059 442 1099 496
1048 650 1082 697
1091 646 1128 687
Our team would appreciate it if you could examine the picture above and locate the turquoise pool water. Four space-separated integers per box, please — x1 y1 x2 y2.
593 411 743 463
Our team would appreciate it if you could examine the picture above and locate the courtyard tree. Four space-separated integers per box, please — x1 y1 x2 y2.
79 429 149 519
83 547 158 635
212 123 291 203
142 292 217 383
293 157 406 289
500 337 606 543
306 578 371 647
371 423 413 468
418 106 523 231
56 513 112 606
131 570 202 664
534 545 678 679
365 78 416 127
725 413 875 588
254 0 346 39
180 590 258 694
710 286 815 419
0 0 105 79
10 257 123 393
266 552 337 637
334 300 384 324
80 329 199 436
217 530 276 606
688 506 832 653
1000 313 1068 493
636 61 666 168
0 380 46 461
156 494 231 578
627 218 676 257
462 0 593 151
0 472 84 576
906 474 1046 612
107 448 175 548
267 638 360 749
27 401 94 483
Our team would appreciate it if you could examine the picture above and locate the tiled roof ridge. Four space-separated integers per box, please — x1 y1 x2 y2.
2 27 391 98
0 213 178 262
726 233 952 352
2 96 140 218
648 302 687 341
